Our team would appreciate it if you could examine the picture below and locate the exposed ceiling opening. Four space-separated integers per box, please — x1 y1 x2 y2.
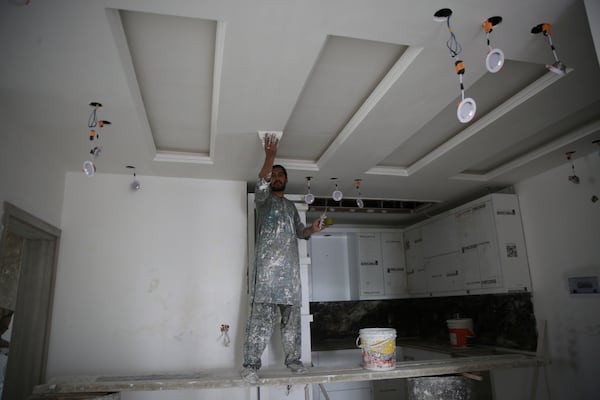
306 196 437 215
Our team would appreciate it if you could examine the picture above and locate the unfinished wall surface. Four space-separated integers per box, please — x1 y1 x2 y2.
515 152 600 400
0 119 66 229
48 172 251 400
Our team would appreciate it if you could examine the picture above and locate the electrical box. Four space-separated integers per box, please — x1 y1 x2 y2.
568 275 599 295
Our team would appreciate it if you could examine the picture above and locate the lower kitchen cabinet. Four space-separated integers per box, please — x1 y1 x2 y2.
314 384 372 400
312 350 372 400
372 378 407 400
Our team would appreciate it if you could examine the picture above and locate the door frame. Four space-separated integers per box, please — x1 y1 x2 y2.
0 202 61 400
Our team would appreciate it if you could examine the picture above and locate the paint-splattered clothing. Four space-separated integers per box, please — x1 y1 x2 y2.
251 177 306 306
243 177 307 370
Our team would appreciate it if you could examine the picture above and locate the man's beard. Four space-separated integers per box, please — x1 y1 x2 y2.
271 181 286 192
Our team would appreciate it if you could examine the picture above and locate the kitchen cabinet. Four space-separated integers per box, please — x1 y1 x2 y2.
358 233 384 298
310 234 352 301
381 232 407 296
404 228 427 294
357 231 406 299
455 202 502 290
405 193 531 297
373 347 452 400
454 193 531 293
422 213 459 258
312 350 372 400
424 251 464 293
309 229 405 301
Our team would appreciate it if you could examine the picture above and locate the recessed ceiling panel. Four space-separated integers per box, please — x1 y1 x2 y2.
378 60 546 168
119 10 215 154
464 99 600 173
279 35 406 161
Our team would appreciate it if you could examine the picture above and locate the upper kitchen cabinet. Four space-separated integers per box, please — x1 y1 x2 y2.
357 232 384 298
381 232 407 297
404 228 427 295
309 228 407 302
357 231 407 299
454 193 532 293
404 193 532 297
455 201 502 291
310 233 354 302
422 214 460 258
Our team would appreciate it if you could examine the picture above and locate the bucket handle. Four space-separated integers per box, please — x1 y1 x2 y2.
356 336 394 349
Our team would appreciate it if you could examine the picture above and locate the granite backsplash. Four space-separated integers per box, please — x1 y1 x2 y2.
310 293 537 351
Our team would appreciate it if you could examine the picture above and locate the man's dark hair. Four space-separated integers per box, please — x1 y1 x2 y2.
272 164 287 178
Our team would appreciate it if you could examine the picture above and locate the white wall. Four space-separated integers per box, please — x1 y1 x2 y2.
514 152 600 400
47 172 251 400
0 120 66 229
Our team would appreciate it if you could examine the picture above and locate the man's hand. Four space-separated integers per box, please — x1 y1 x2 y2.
259 133 279 180
311 217 324 233
264 133 279 157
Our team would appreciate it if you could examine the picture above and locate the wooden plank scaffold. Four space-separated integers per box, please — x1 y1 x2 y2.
30 354 544 400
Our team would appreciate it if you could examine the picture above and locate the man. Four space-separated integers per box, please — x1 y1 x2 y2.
241 133 324 383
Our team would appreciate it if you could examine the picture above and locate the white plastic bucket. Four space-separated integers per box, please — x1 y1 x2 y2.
446 318 474 348
356 328 396 371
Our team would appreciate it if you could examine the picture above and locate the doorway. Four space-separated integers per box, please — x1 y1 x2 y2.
0 202 60 400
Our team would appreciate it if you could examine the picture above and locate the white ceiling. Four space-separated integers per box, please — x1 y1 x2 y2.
1 0 599 226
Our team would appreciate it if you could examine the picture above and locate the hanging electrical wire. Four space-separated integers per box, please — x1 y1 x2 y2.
445 13 462 58
433 8 476 123
531 23 569 76
565 151 579 184
83 102 112 176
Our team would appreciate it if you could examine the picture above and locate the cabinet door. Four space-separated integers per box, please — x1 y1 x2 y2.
358 233 384 297
381 232 407 296
460 244 481 288
425 252 463 293
310 235 351 301
404 229 427 294
456 202 501 289
422 214 459 258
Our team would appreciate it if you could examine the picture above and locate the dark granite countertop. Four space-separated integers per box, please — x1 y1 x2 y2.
311 336 530 358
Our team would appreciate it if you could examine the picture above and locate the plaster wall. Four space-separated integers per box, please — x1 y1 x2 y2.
0 116 66 230
47 172 251 400
513 152 600 400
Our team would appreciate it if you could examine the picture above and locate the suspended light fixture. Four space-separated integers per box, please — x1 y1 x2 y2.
354 179 364 208
83 146 101 177
531 23 568 76
304 176 315 205
565 151 579 184
126 165 141 191
483 16 504 73
455 60 477 123
434 8 476 123
83 102 111 176
331 178 343 202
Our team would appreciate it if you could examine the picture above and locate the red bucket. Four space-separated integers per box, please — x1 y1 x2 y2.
446 319 474 348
